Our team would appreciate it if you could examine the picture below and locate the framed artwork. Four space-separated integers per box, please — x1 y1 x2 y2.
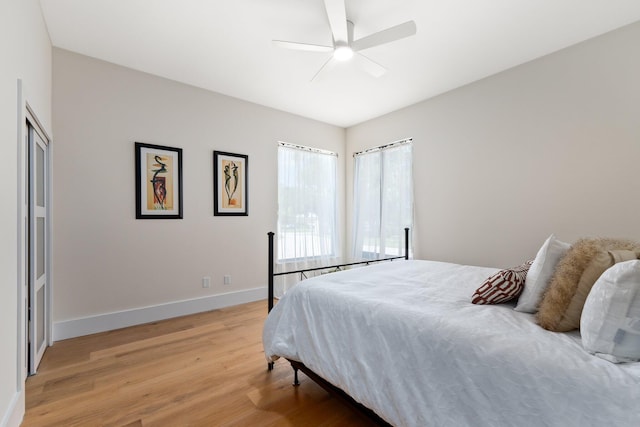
135 142 183 219
213 151 248 216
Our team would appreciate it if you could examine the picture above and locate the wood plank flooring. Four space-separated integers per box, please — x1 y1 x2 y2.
23 300 377 426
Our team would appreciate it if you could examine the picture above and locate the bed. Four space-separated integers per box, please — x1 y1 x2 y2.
263 238 640 426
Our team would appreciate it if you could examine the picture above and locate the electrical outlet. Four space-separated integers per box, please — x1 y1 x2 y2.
223 275 231 285
202 276 211 288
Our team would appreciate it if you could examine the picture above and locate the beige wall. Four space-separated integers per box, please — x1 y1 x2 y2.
347 21 640 268
0 1 52 425
52 49 345 328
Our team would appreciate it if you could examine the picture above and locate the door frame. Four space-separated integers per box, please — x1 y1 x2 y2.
17 79 53 383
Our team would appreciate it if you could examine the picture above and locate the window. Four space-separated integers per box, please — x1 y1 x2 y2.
277 142 338 262
352 139 413 259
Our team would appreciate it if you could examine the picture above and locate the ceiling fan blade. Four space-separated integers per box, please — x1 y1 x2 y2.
351 20 417 51
353 52 387 78
311 55 335 82
323 0 348 43
272 40 333 53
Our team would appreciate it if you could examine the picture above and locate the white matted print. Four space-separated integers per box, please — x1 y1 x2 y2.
213 151 248 216
135 142 183 219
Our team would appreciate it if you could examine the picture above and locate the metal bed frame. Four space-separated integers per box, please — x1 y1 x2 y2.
267 227 410 312
265 228 410 426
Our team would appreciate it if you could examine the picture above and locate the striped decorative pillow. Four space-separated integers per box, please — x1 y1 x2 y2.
472 260 533 305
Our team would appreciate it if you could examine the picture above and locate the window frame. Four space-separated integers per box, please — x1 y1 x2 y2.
277 142 339 263
352 138 413 259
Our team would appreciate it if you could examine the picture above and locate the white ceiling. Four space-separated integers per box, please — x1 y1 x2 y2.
40 0 640 128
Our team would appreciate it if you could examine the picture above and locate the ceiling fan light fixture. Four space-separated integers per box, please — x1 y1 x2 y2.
333 45 353 61
273 0 417 80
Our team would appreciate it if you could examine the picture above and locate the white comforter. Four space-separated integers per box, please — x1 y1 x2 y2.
263 260 640 427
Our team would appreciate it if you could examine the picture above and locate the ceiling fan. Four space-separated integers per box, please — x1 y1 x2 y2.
273 0 417 81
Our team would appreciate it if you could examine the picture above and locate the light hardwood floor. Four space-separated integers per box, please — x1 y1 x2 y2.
23 300 376 426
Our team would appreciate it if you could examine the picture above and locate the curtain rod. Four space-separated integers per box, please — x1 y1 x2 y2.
278 141 338 157
353 138 412 157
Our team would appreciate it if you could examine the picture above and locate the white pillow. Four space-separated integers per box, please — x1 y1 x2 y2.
581 260 640 363
514 234 570 313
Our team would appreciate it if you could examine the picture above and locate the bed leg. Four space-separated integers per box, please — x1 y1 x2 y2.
292 366 300 386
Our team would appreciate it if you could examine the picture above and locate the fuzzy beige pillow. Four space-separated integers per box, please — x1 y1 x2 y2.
536 238 640 332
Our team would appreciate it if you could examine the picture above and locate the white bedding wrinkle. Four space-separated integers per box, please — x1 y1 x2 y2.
263 260 640 427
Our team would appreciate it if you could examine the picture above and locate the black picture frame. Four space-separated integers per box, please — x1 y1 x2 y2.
135 142 183 219
213 151 248 216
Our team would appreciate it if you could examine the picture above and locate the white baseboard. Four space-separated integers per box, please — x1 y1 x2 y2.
53 287 266 341
1 390 24 427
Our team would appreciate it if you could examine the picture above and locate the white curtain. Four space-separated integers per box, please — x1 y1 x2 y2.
352 142 413 259
276 144 339 295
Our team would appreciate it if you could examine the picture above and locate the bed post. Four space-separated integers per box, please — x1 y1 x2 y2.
404 227 410 260
267 232 275 371
293 365 300 386
268 232 275 313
